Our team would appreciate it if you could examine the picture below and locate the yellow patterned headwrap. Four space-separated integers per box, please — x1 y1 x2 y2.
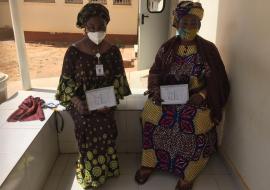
173 1 204 28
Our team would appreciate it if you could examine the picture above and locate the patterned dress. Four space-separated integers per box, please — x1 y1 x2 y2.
56 45 131 189
141 44 217 182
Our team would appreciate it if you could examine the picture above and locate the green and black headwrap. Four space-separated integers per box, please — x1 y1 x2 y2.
76 3 110 29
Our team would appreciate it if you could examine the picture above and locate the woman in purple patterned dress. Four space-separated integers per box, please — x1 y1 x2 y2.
135 1 230 190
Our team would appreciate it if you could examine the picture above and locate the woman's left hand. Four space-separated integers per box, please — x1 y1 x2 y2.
188 93 205 106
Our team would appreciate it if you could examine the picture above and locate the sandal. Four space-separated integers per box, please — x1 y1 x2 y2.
175 179 193 190
134 167 154 184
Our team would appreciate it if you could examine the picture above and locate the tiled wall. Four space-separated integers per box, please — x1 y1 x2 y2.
57 111 78 153
58 94 147 153
58 110 143 153
115 110 142 153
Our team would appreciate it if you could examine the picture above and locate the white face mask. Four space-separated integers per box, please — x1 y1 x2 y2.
87 31 106 45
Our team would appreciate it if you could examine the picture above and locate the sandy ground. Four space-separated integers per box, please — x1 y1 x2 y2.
0 41 67 81
0 40 136 82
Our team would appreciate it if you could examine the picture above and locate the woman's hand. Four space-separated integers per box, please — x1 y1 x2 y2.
146 89 163 106
152 95 164 106
71 97 89 114
188 93 205 106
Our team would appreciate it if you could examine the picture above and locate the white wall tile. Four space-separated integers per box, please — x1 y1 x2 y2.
0 176 28 190
126 95 147 110
0 121 58 190
115 111 127 142
139 171 178 190
102 175 139 190
193 175 219 190
0 155 29 190
25 121 59 190
57 175 83 190
202 154 231 175
118 153 140 175
117 99 128 110
48 154 70 176
43 175 61 190
126 111 142 153
57 111 78 154
59 141 78 154
62 154 78 177
57 111 75 141
214 174 240 190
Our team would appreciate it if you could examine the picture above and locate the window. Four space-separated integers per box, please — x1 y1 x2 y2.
113 0 131 5
89 0 107 4
24 0 55 3
65 0 83 4
147 0 165 13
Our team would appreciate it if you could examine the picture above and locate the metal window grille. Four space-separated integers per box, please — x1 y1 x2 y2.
113 0 131 5
24 0 55 3
65 0 83 4
89 0 107 4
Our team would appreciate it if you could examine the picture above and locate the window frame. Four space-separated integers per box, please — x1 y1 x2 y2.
88 0 107 5
147 0 166 13
24 0 55 3
65 0 83 4
113 0 132 6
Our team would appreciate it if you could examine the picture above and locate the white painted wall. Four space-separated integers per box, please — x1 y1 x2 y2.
216 0 270 189
168 0 220 43
0 0 138 35
168 0 177 38
198 0 219 43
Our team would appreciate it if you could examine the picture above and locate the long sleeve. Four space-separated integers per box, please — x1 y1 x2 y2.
55 46 79 108
197 37 230 122
147 46 165 100
112 47 131 102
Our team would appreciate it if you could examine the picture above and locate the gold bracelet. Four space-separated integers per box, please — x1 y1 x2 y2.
199 92 206 100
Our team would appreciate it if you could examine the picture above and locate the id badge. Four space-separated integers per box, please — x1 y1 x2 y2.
96 64 104 76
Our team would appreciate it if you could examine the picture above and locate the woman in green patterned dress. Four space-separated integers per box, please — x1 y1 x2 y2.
56 3 131 189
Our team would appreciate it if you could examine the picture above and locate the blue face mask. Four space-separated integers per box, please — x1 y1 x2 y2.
177 28 199 41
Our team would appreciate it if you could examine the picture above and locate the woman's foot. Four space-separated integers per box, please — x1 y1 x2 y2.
175 179 193 190
134 167 154 184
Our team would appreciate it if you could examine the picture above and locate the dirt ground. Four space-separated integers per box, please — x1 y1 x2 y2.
0 40 135 82
0 41 70 81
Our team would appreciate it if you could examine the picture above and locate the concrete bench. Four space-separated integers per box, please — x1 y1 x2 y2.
0 90 58 190
58 93 147 154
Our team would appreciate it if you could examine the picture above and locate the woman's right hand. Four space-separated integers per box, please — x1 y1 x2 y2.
150 92 163 106
152 95 163 106
145 89 163 105
71 97 89 114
